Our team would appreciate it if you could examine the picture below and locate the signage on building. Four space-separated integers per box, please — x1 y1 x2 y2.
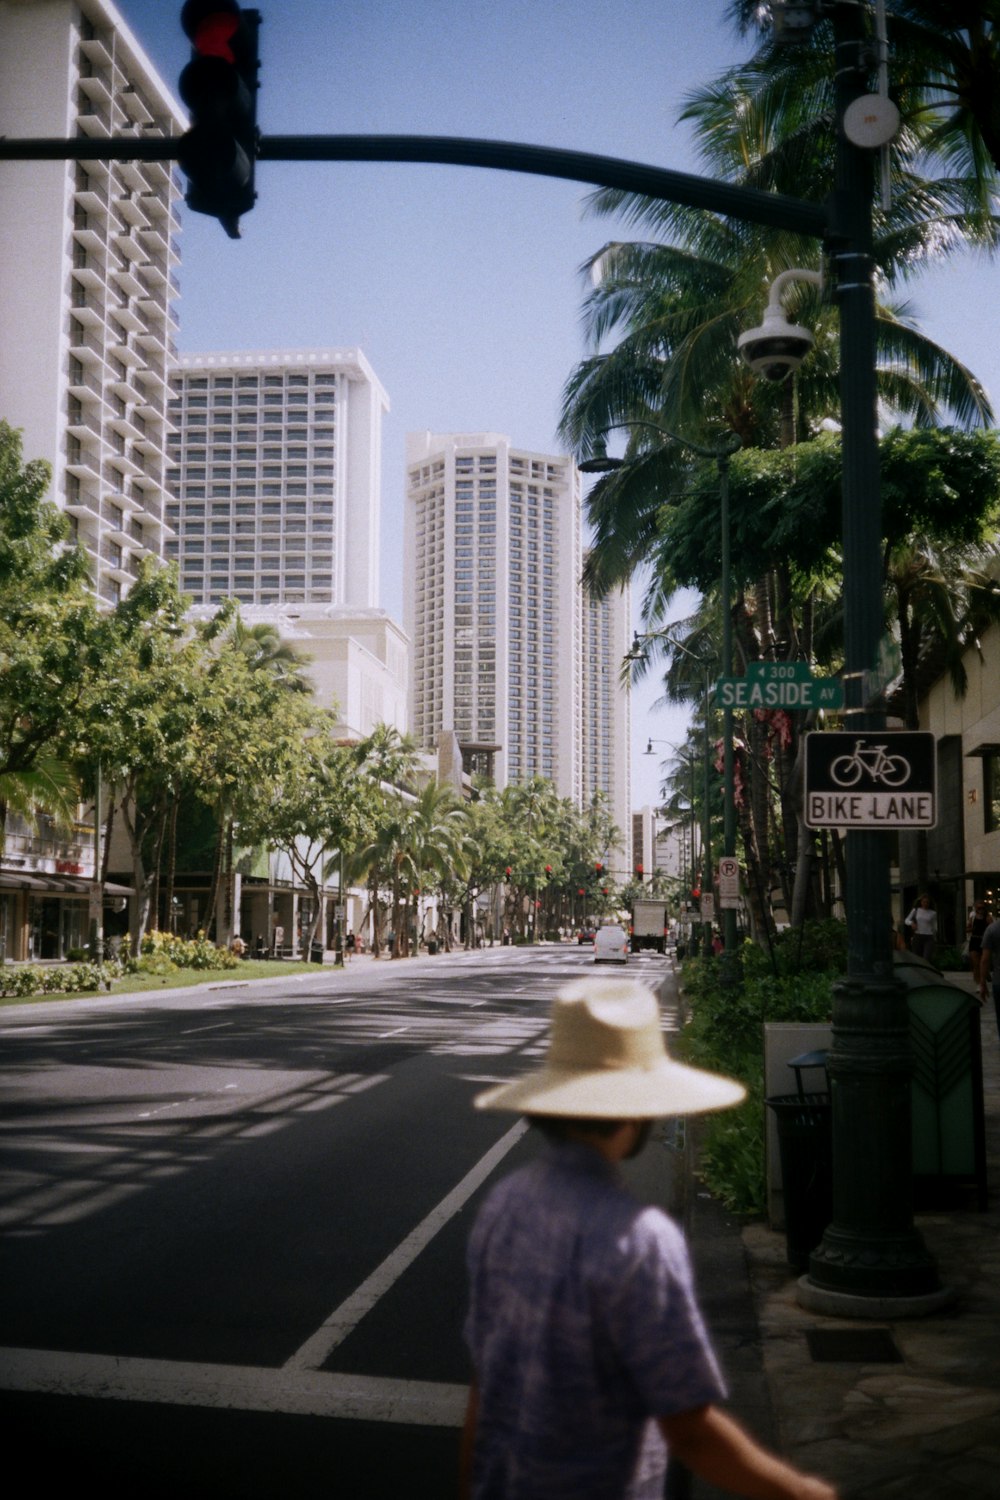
804 732 936 828
715 661 844 710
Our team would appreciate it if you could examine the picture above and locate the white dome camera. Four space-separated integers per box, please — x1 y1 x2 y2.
739 267 822 382
737 306 815 382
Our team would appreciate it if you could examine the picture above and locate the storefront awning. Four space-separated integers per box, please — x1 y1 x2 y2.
0 872 133 897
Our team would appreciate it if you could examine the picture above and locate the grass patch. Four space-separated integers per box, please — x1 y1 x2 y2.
0 959 320 1006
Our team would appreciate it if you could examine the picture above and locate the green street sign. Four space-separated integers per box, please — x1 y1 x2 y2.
714 673 844 710
748 661 816 684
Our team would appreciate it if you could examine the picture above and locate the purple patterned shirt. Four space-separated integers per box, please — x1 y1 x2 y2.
464 1141 727 1499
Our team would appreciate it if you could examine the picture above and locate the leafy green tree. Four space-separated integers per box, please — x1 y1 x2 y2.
78 562 202 946
190 603 317 940
0 421 94 850
257 731 378 955
344 725 422 955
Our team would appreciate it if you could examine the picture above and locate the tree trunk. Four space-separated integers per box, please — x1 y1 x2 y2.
164 795 179 933
205 814 227 941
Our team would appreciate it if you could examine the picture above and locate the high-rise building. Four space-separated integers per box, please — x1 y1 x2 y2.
404 431 583 791
166 350 388 609
0 0 184 605
404 431 630 850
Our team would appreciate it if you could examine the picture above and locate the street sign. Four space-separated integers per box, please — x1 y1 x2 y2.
715 671 844 709
804 731 936 828
864 633 902 705
700 893 715 921
718 855 740 909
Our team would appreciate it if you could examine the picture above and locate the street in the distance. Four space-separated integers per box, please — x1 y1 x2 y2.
0 945 677 1496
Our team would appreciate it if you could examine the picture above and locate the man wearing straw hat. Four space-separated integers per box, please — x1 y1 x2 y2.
460 978 837 1500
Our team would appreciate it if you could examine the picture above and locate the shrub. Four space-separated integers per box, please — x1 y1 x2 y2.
138 930 239 972
676 920 842 1214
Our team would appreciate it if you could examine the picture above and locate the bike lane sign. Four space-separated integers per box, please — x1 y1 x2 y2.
804 732 936 828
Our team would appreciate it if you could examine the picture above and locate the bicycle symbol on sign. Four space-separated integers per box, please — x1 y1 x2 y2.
829 739 911 788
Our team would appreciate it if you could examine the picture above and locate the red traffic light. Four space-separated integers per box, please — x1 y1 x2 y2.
505 866 512 879
692 886 701 899
187 6 240 60
595 862 603 874
178 2 260 238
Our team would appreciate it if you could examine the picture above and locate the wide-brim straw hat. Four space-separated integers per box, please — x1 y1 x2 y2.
474 976 746 1119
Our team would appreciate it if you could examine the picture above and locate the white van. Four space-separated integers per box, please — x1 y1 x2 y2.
593 924 629 964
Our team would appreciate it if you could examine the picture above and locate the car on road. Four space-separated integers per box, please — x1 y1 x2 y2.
577 928 596 945
593 924 629 964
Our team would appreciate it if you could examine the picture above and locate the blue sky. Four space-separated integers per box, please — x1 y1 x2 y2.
115 0 1000 810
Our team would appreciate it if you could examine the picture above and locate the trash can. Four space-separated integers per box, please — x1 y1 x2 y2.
310 941 324 964
427 938 438 955
766 1051 832 1272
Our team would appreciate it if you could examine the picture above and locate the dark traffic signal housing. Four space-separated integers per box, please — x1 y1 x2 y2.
178 2 260 238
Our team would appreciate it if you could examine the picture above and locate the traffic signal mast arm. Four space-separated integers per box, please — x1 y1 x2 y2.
0 136 823 240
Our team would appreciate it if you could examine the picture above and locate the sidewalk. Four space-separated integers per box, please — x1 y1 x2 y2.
690 978 1000 1499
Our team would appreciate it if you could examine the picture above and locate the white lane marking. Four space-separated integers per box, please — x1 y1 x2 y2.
284 1119 529 1372
0 1346 466 1428
178 1021 233 1035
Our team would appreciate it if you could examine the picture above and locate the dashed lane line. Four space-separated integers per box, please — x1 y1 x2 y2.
283 1119 528 1373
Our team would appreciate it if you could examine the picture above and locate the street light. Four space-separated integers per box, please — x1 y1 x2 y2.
739 5 944 1313
583 421 740 955
646 738 702 944
638 646 716 958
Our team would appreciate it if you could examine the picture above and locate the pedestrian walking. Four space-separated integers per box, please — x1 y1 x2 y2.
904 895 937 961
979 913 1000 1042
967 900 990 990
461 976 839 1500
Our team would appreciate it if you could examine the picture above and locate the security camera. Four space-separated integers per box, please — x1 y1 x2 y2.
737 306 815 382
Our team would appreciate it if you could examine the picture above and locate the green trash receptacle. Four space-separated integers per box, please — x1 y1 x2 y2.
894 953 988 1209
766 1051 832 1272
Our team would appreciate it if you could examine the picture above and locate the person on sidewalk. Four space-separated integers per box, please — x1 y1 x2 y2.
967 901 990 993
979 914 1000 1041
904 895 937 961
460 977 838 1500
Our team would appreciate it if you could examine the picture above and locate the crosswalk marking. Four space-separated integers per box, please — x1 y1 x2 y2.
0 1346 468 1428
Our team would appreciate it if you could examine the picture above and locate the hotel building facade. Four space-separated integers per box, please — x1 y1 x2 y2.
404 431 630 857
0 0 184 605
165 349 388 611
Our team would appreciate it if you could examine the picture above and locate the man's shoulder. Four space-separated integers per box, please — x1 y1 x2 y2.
984 919 1000 944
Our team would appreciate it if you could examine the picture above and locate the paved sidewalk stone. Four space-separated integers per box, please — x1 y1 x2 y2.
688 972 1000 1499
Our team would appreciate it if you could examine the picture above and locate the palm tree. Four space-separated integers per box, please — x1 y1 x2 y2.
726 2 1000 180
345 725 421 955
0 751 79 857
559 20 995 937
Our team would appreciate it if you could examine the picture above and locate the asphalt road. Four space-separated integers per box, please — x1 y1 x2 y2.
0 944 679 1497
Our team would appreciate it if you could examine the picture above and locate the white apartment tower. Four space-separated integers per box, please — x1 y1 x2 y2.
404 432 629 837
405 432 582 792
0 0 185 605
166 350 388 608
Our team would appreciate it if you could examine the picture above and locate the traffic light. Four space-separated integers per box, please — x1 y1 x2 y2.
178 2 260 238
